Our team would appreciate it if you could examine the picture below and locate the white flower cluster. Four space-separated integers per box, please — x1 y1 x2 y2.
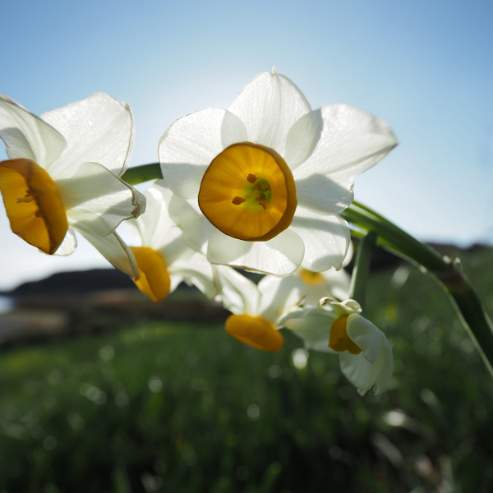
0 71 397 395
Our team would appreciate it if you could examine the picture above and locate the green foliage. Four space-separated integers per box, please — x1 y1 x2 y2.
1 249 493 492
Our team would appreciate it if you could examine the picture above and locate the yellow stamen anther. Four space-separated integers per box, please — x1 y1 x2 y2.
131 246 171 303
329 315 362 355
0 158 68 254
198 142 297 241
225 314 284 352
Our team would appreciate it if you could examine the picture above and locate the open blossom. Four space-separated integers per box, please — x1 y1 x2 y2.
0 93 144 277
265 261 352 307
214 265 303 351
250 240 352 307
159 70 397 275
126 182 218 302
281 299 394 395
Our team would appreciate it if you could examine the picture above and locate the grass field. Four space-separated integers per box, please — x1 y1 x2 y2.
1 248 493 492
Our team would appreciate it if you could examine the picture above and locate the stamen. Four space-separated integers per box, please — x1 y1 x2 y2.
232 196 245 205
247 173 257 183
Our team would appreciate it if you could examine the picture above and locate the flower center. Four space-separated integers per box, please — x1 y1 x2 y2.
198 142 297 241
131 246 171 303
299 268 325 285
225 314 284 352
329 315 362 354
0 158 68 254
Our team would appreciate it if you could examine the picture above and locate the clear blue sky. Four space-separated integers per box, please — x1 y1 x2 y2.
1 0 492 289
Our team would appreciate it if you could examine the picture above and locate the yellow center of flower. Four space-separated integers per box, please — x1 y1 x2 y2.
329 315 362 355
198 142 297 241
299 268 325 285
225 314 284 352
131 246 171 303
0 158 68 254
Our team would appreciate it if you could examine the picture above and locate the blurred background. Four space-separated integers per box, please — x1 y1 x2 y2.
1 1 492 491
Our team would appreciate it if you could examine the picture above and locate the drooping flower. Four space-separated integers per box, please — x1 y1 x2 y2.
159 70 397 275
0 93 144 277
127 182 218 302
280 299 394 395
214 265 301 351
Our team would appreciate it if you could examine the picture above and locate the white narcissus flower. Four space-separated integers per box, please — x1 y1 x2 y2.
0 93 144 277
128 182 218 302
159 70 397 276
214 265 302 352
280 299 394 395
261 266 351 308
260 239 352 306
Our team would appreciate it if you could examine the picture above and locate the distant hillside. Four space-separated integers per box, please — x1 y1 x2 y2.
8 269 133 297
3 242 489 298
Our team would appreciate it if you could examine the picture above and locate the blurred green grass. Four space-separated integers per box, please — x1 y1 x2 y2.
1 248 493 492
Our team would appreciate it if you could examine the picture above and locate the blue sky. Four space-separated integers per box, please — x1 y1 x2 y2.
1 0 492 289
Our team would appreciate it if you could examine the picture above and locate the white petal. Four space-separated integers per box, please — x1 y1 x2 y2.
294 105 398 182
168 192 303 275
280 307 336 353
42 92 133 178
213 265 259 314
257 274 305 323
76 226 138 278
159 109 247 199
321 268 351 301
0 96 66 166
294 268 351 305
340 314 394 395
206 229 252 264
216 229 304 276
54 229 77 256
229 71 311 156
167 193 253 265
158 229 194 266
167 193 214 252
294 172 354 214
134 182 182 251
284 109 323 168
170 274 183 293
343 240 354 267
171 252 218 300
60 162 142 237
292 207 350 271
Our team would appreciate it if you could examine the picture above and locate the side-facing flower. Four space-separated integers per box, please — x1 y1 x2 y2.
274 265 351 307
259 239 352 305
128 182 218 302
280 299 393 395
159 70 397 275
0 93 144 277
215 265 301 351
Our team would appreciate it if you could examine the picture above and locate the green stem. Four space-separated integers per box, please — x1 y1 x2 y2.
342 202 493 378
122 163 162 185
350 232 377 306
122 163 493 377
